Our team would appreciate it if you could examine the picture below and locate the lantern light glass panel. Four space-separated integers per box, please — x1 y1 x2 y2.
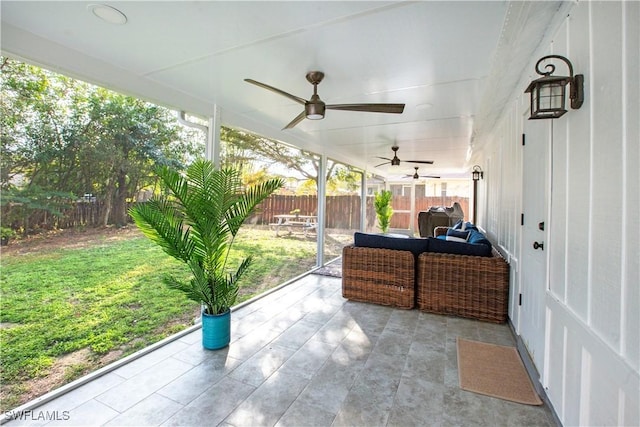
526 74 572 119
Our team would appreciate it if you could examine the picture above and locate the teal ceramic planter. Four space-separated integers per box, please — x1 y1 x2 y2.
201 309 231 350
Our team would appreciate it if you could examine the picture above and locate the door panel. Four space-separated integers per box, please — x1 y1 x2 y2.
519 117 550 376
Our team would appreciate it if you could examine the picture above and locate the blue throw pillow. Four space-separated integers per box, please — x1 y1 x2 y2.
467 229 491 246
353 232 429 257
452 220 479 232
446 229 470 242
427 237 492 257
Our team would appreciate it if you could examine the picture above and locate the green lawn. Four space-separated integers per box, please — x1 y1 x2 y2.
0 226 332 411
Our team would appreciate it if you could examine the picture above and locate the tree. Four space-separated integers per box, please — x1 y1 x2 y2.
327 165 360 195
220 127 339 191
0 57 84 192
83 89 188 226
1 57 200 231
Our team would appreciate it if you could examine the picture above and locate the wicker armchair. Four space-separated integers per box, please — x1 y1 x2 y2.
416 227 510 323
342 245 415 309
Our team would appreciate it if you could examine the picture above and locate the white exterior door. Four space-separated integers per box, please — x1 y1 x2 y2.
519 116 551 375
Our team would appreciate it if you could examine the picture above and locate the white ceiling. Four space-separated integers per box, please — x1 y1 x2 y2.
1 1 566 180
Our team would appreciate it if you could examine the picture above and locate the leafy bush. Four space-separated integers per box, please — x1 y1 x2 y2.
1 227 16 239
0 185 75 234
374 190 393 233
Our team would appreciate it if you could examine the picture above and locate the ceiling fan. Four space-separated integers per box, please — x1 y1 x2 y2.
244 71 405 130
375 146 434 167
405 166 440 180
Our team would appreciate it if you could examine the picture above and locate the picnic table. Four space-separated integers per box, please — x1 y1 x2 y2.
270 214 318 237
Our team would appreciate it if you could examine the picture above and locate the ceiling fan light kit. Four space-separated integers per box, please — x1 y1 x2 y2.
245 71 405 129
305 102 324 120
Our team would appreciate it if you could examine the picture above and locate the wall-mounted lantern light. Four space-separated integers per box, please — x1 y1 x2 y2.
471 165 483 224
524 55 584 119
472 165 484 181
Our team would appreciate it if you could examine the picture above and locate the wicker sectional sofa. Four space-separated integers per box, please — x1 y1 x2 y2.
341 246 416 309
342 225 510 323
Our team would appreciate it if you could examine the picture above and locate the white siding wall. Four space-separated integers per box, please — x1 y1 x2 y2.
481 105 525 326
474 2 639 425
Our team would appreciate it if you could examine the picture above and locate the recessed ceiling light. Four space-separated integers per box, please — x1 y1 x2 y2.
88 4 127 25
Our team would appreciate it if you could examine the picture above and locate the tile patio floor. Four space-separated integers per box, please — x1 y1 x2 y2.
5 273 557 427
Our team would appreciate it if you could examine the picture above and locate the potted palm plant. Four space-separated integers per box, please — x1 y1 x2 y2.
129 160 283 350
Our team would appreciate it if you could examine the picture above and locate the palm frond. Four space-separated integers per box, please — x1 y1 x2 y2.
131 160 283 314
129 198 195 263
227 178 285 236
163 275 206 304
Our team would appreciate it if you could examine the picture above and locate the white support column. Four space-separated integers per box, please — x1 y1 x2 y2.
410 180 416 235
206 105 221 168
360 172 367 232
316 154 327 267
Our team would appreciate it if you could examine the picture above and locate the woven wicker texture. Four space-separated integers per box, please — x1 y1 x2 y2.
342 245 415 309
416 249 510 323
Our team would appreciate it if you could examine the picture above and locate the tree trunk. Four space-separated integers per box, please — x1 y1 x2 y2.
101 180 114 227
112 169 128 226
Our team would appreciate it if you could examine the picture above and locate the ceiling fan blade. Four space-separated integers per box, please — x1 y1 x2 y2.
326 103 405 114
406 174 440 179
375 156 392 161
244 79 306 105
406 160 435 165
282 111 307 130
374 161 389 168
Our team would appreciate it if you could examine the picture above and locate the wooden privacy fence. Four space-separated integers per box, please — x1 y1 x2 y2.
17 195 468 231
2 201 114 231
254 194 469 230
